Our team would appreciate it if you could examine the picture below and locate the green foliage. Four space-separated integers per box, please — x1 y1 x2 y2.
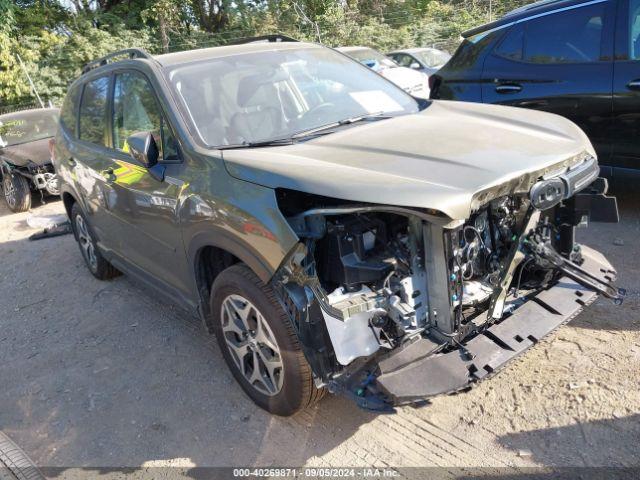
0 0 531 108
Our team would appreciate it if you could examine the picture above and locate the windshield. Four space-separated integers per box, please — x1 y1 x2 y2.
0 110 59 147
166 46 418 148
413 49 451 68
343 48 398 71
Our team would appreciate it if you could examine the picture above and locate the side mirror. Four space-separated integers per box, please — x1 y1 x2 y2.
127 131 159 168
410 62 421 70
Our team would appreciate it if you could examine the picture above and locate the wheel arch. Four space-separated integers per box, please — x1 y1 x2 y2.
59 185 93 221
189 230 278 332
0 158 12 177
61 190 77 219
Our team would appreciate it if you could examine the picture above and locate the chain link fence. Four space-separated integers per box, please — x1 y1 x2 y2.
0 101 55 116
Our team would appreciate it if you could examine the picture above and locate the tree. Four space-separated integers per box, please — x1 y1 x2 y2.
0 0 532 108
0 1 32 106
142 0 183 52
190 0 231 32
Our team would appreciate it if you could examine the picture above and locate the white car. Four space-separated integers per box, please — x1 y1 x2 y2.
336 46 430 99
387 47 452 77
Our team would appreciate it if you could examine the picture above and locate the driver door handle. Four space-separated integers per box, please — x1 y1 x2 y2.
627 79 640 90
495 83 523 94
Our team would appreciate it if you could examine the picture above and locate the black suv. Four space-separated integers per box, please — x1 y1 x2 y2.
430 0 640 176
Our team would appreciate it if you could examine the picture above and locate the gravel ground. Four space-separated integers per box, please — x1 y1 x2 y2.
0 183 638 475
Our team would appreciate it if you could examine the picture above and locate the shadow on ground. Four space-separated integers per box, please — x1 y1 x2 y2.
0 226 380 470
496 414 640 468
0 191 57 218
570 180 640 331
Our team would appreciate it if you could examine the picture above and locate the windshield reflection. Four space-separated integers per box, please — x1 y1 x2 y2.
166 46 418 148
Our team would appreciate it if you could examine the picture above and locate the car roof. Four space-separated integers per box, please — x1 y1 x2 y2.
335 46 376 53
76 41 322 81
155 41 321 67
0 107 59 123
388 47 445 54
462 0 595 38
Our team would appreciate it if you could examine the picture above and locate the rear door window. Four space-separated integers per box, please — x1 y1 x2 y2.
495 24 525 61
524 3 606 63
494 3 608 64
79 76 109 146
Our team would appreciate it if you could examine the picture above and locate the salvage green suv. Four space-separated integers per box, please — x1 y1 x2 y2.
55 38 623 416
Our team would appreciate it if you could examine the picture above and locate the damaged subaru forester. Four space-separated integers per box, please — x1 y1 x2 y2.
55 37 623 415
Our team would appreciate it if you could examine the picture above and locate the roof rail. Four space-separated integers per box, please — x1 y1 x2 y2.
229 34 299 45
504 0 561 17
82 48 153 74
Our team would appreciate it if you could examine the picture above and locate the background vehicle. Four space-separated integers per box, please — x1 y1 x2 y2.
336 46 431 98
0 108 60 212
55 41 619 416
387 47 452 76
430 0 640 177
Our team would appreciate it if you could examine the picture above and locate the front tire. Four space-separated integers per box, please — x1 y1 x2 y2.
2 173 31 213
211 264 325 416
70 203 120 280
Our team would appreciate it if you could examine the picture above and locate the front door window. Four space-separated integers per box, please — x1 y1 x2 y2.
112 71 178 160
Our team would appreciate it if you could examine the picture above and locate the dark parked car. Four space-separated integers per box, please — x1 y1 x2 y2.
0 108 60 212
430 0 640 176
55 40 620 416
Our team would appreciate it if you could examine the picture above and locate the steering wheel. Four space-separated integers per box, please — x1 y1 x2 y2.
302 103 335 121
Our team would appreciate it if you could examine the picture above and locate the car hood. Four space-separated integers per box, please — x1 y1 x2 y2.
0 137 52 167
222 100 595 221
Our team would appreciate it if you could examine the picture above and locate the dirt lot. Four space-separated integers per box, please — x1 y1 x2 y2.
0 182 638 475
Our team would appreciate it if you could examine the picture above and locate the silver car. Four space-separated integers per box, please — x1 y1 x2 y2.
387 47 452 77
337 46 431 99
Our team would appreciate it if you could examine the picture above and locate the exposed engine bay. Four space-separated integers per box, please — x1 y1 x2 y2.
273 157 623 410
0 108 61 208
1 160 60 196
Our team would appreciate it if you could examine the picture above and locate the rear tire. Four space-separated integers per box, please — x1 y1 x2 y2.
2 173 31 213
70 203 120 280
211 264 325 416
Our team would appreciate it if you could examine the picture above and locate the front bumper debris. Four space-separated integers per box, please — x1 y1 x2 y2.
375 245 617 405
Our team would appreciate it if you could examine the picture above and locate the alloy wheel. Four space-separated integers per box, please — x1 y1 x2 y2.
75 214 98 271
3 176 16 209
220 294 284 396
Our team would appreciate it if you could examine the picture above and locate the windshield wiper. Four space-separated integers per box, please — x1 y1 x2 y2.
217 112 394 150
291 112 394 140
218 138 295 150
338 112 394 125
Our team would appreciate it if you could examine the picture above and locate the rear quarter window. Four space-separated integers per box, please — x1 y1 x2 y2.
60 84 81 136
447 30 502 70
79 76 109 146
